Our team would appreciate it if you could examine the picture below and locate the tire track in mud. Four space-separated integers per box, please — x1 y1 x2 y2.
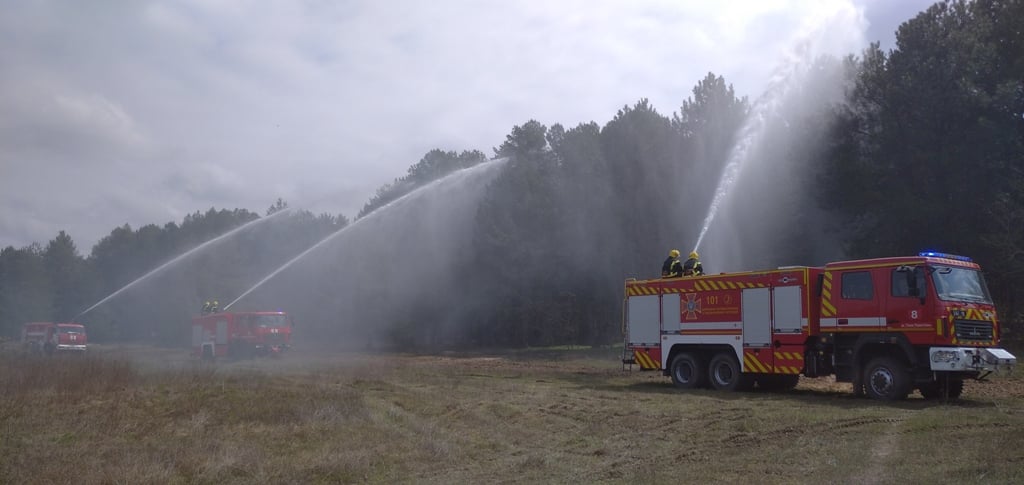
849 417 902 485
716 415 1011 449
718 416 906 448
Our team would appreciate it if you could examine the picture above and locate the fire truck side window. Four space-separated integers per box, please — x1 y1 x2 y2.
841 271 874 300
891 267 926 297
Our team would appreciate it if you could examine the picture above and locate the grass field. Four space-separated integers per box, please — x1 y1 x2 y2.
2 343 1023 484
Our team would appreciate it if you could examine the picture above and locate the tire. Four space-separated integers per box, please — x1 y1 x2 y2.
863 357 911 401
919 378 964 400
708 353 754 392
670 352 706 390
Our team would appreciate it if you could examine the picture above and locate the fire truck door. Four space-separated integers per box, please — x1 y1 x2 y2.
832 270 883 330
742 288 771 347
885 266 929 333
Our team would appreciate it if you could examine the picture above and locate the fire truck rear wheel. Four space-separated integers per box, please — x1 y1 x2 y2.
863 357 911 401
670 352 706 390
708 353 754 392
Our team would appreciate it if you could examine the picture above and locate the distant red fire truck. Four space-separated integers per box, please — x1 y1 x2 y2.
21 322 88 354
191 311 292 360
623 253 1017 400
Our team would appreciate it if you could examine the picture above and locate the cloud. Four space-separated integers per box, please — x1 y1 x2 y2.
0 0 933 251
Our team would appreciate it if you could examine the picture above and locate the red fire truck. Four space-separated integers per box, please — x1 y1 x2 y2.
623 252 1017 400
190 311 292 360
21 322 88 354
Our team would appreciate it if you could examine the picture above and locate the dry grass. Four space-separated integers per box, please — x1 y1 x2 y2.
1 344 1023 484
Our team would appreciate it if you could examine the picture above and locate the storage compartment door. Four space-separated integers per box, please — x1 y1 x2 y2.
742 288 771 347
627 295 661 346
773 286 803 334
216 320 229 345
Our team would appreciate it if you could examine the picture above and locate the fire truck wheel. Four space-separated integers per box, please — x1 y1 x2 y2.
863 357 911 401
708 353 754 392
670 352 706 389
918 378 964 400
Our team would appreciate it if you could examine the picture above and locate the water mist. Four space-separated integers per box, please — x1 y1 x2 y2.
74 208 295 320
691 2 866 272
223 159 507 311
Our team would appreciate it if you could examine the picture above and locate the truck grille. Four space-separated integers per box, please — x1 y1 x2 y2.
954 320 994 342
264 333 287 345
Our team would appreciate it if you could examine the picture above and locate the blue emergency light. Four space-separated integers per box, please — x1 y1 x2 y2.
919 251 972 262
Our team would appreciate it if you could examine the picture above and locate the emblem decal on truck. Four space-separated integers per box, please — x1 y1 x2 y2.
683 293 702 320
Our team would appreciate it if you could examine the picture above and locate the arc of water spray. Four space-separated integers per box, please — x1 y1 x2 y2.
223 160 506 311
73 208 295 320
691 109 771 253
691 3 862 253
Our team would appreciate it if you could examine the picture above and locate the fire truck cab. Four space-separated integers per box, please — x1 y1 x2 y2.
191 311 292 360
623 253 1016 400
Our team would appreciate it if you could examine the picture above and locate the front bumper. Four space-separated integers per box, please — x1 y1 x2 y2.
929 347 1016 373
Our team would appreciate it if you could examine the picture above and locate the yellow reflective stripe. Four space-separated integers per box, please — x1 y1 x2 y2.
744 353 770 373
633 350 657 369
822 299 836 317
774 352 804 361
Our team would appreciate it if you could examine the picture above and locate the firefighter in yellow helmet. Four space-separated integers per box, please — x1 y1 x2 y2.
662 249 683 278
683 251 704 276
211 300 220 313
202 301 212 314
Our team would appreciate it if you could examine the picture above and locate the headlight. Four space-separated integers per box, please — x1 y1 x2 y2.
931 350 960 363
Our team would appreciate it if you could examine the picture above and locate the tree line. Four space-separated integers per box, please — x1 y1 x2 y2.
1 0 1021 349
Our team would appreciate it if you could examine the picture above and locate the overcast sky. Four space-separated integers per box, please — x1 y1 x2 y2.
0 0 934 252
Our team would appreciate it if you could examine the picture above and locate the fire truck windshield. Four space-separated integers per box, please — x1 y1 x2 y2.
930 266 992 304
245 314 288 328
58 326 84 334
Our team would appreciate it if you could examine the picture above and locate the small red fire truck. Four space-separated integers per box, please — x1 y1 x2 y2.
190 311 292 360
21 322 88 354
623 252 1016 400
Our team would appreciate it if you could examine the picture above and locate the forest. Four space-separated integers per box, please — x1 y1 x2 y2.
1 0 1022 350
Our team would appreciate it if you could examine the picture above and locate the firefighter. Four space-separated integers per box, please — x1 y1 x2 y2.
662 249 683 278
202 301 212 314
211 300 220 313
683 251 704 276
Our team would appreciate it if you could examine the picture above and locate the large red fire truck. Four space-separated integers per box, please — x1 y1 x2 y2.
21 322 88 354
623 252 1017 400
190 311 292 360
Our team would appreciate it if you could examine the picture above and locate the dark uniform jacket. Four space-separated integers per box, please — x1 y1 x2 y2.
662 257 683 278
683 258 704 276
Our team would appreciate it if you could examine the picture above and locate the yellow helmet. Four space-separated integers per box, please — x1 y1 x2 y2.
669 249 680 258
689 251 699 259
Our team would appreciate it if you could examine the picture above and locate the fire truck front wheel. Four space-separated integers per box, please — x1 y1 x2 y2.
670 352 706 390
863 357 911 401
708 353 754 392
